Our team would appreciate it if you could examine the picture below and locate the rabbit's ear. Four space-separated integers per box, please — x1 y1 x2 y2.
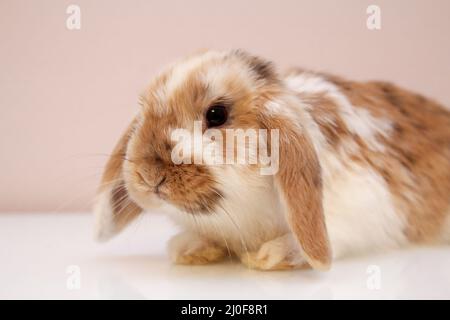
260 99 332 270
93 120 142 242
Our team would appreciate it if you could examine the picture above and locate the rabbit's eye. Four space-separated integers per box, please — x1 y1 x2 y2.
206 104 228 128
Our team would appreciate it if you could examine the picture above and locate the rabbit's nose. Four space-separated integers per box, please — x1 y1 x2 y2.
136 170 153 187
154 176 166 193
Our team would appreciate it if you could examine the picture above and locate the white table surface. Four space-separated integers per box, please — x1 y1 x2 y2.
0 212 449 300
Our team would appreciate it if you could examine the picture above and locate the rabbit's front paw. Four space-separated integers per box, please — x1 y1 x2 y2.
168 232 227 265
241 234 307 270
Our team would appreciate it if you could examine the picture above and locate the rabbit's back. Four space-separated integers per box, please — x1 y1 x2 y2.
284 70 450 255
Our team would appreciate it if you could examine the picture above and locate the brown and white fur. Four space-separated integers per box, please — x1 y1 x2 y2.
93 50 450 271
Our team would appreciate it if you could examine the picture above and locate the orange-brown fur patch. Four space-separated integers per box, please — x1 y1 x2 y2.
301 72 450 243
98 120 142 229
258 106 332 270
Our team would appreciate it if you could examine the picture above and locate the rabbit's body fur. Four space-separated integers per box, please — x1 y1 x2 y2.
94 51 450 270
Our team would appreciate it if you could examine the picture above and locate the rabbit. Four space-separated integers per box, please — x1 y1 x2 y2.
93 50 450 271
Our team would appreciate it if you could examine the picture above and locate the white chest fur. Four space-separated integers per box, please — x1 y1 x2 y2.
167 166 289 254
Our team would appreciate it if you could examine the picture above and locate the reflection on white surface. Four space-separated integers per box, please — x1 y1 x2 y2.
0 213 449 299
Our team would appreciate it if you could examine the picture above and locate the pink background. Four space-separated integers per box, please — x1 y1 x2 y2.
1 0 449 212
